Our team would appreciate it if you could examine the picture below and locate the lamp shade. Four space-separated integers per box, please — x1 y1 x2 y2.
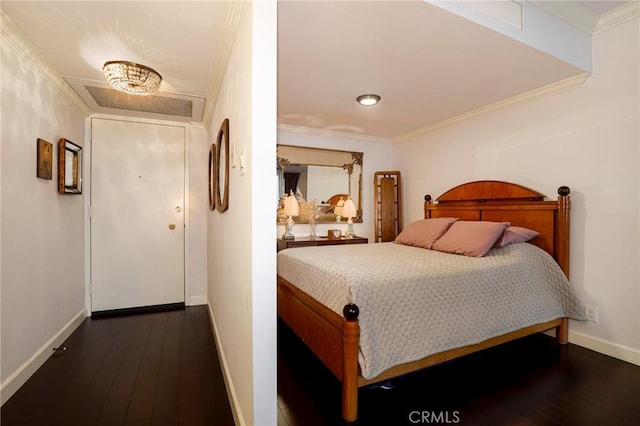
283 193 299 216
342 198 357 219
334 198 345 216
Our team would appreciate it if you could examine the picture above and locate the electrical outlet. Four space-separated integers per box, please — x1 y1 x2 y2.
585 304 599 322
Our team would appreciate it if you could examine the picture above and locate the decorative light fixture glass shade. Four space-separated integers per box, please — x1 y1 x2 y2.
103 60 162 96
356 94 381 106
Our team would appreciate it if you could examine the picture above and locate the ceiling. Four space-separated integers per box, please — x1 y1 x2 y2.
1 1 631 139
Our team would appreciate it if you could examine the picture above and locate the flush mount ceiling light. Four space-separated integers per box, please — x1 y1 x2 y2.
356 94 381 106
103 60 162 96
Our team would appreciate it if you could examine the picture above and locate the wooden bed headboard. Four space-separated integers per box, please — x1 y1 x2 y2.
424 180 570 277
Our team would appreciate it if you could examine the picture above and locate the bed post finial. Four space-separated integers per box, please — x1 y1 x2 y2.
424 195 432 219
343 303 359 321
556 186 571 278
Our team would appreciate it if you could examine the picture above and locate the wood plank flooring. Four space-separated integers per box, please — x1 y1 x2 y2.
1 306 234 426
4 310 639 426
277 319 640 426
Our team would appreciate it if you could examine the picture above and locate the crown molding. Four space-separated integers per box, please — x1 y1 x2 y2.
395 73 589 142
531 1 639 36
282 72 589 143
530 1 599 34
594 1 640 35
1 11 92 117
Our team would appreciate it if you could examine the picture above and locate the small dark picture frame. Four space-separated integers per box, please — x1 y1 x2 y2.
36 138 53 180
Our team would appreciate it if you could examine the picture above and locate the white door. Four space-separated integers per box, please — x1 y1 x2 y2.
90 118 185 312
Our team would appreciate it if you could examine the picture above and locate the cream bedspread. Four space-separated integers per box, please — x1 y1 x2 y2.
277 242 586 380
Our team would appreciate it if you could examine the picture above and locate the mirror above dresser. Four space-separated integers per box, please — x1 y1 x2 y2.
277 145 363 224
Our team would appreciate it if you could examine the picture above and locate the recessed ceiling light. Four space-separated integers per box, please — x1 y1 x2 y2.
356 94 381 106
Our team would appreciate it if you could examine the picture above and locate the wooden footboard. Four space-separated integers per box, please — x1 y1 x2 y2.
277 276 360 421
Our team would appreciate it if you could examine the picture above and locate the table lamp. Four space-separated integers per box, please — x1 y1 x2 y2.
282 191 299 240
342 197 357 238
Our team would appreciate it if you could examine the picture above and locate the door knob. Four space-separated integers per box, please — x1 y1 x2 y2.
168 224 176 230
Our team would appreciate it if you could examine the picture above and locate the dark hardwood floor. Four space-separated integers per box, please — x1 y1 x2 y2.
277 320 640 426
4 310 638 426
1 306 234 426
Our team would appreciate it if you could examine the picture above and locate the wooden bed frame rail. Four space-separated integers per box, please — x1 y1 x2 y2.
277 181 572 422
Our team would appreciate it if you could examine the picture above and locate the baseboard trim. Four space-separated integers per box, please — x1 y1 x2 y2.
542 328 640 366
91 302 185 319
187 295 207 306
1 308 87 405
207 300 246 426
569 330 640 366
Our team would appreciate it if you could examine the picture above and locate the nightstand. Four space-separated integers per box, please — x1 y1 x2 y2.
277 236 368 252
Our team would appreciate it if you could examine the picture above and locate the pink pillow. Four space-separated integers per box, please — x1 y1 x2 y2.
495 226 540 248
432 221 510 257
394 217 459 249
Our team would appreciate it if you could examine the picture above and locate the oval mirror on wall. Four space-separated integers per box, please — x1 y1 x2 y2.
208 143 216 211
216 119 230 212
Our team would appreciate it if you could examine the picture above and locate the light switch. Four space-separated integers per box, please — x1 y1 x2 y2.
231 139 237 168
239 146 246 176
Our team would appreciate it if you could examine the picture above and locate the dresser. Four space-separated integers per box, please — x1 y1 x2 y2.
277 236 368 252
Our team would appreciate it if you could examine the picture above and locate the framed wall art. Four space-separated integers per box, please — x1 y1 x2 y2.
36 138 53 180
58 138 82 194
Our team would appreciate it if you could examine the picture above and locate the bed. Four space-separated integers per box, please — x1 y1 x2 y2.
276 180 585 422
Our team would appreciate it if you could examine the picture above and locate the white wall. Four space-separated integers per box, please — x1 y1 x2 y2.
277 126 394 240
186 124 208 305
1 36 88 400
207 2 277 425
394 18 639 364
251 3 278 422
